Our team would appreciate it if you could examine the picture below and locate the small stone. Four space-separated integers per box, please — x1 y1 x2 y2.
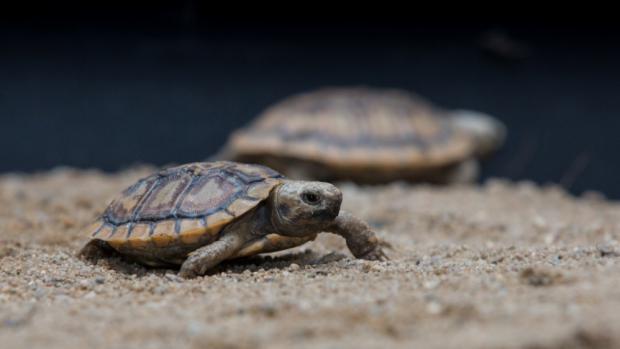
597 243 620 258
54 294 72 303
532 215 547 229
371 263 384 272
423 279 440 289
544 233 556 245
289 263 301 271
258 304 277 317
78 280 92 290
361 262 373 273
153 285 168 295
130 283 144 292
33 287 46 299
426 301 443 315
520 267 563 287
165 273 183 282
186 321 205 337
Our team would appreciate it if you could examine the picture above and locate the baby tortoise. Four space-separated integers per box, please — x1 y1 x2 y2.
80 161 387 278
220 87 505 184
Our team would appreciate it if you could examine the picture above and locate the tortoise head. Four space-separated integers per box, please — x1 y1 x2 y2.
271 180 342 236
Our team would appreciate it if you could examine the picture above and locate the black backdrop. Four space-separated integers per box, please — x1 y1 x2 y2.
1 5 619 197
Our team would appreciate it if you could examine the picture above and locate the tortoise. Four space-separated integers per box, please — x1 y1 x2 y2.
219 87 506 184
79 161 386 278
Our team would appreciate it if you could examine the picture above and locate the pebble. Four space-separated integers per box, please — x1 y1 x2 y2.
78 280 92 290
165 274 184 282
153 286 168 295
186 321 205 337
423 279 440 290
597 243 620 258
33 287 46 299
426 301 443 315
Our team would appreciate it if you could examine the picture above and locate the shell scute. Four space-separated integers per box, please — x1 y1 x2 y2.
178 219 208 244
107 225 129 249
87 221 104 237
127 224 151 248
137 174 191 221
227 197 261 216
151 221 177 247
227 162 283 183
95 224 114 239
176 174 237 217
105 178 155 224
204 210 233 235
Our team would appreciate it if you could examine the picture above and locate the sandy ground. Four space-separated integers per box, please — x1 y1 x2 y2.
1 167 620 349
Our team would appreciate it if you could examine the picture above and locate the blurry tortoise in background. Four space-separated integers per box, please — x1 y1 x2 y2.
219 87 506 184
79 161 387 278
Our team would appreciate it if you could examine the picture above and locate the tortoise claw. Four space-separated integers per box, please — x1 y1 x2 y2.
359 246 389 261
178 267 198 279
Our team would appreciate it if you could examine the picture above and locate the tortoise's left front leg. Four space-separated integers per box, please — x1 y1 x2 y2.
179 232 245 278
327 211 388 261
233 234 317 259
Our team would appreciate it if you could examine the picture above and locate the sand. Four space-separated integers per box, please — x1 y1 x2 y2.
1 166 619 349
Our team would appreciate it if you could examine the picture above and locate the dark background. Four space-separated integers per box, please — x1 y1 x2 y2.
1 4 619 197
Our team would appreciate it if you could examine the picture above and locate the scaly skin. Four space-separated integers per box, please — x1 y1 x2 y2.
327 211 388 261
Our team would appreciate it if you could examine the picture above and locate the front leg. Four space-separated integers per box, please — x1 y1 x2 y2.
179 233 245 278
233 234 317 259
327 211 388 261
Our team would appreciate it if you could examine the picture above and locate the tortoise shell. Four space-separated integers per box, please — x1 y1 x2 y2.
227 87 475 172
86 162 283 257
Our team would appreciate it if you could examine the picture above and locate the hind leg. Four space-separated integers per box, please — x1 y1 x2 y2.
78 239 116 263
233 234 317 259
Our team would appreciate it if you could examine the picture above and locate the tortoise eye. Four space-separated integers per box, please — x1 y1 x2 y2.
301 192 321 205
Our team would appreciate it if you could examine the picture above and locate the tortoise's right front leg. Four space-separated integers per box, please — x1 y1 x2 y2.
179 233 244 278
327 211 389 261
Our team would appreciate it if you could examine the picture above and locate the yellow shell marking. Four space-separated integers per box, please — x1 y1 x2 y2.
96 225 113 240
127 224 152 248
204 210 233 235
246 180 278 198
227 198 259 216
151 220 177 247
87 221 104 237
107 225 129 249
179 219 208 244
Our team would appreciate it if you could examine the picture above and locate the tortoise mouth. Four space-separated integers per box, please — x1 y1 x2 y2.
311 205 340 221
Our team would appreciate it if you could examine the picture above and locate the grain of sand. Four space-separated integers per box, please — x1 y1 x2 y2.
1 167 619 349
